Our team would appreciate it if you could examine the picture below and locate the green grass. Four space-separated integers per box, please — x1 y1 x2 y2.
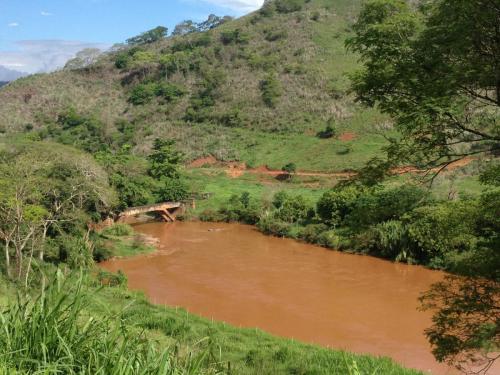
186 168 330 214
0 273 218 374
99 224 156 258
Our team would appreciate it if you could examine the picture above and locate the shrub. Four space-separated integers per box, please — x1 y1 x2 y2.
347 185 429 228
218 192 262 224
129 83 156 105
257 216 292 237
367 220 411 261
275 194 310 223
275 0 303 13
317 186 361 226
220 29 249 45
156 178 189 202
405 200 480 264
260 73 282 108
300 223 329 244
154 82 186 102
263 28 288 42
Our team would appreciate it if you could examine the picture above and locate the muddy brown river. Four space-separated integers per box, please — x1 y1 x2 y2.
102 222 454 374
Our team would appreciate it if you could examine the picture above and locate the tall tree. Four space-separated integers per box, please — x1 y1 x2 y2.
346 0 500 176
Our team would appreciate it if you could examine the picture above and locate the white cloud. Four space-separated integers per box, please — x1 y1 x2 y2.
0 40 111 74
8 22 19 27
200 0 263 12
41 11 53 16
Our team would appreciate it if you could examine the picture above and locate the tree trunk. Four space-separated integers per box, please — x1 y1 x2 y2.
4 239 11 278
25 241 35 288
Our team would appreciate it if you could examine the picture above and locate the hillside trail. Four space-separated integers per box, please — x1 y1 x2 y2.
188 156 475 179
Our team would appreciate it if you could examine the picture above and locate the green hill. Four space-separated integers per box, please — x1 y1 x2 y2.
0 0 391 172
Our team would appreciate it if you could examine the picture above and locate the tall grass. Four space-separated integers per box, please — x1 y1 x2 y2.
0 271 221 374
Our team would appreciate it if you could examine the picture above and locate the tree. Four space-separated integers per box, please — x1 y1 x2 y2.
172 20 197 36
0 142 116 283
420 276 499 374
281 162 296 180
64 48 102 70
346 0 500 176
148 139 183 180
197 14 233 32
126 26 168 45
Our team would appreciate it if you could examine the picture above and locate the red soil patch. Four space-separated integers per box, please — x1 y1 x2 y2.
225 162 247 178
339 132 357 142
188 155 217 168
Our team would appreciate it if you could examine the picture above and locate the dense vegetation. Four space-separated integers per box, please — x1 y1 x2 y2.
0 0 498 373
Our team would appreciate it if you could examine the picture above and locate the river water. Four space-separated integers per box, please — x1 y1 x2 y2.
101 222 454 374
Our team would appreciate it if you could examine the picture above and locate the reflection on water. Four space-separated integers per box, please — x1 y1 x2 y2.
101 222 454 374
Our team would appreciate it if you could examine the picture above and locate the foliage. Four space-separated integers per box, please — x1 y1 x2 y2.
217 192 262 224
405 201 479 264
0 273 218 374
0 141 116 282
347 185 428 228
129 82 185 105
172 14 232 36
275 0 304 14
148 139 184 180
126 26 168 45
220 29 249 45
316 186 360 227
273 192 311 223
347 0 500 172
316 124 337 139
259 73 282 108
420 276 500 374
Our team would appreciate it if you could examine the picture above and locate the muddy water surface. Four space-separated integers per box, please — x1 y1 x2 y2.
102 222 452 374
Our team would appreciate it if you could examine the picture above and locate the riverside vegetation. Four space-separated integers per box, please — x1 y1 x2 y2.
0 0 498 373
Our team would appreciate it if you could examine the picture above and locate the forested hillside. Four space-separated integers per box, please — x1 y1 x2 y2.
0 0 390 170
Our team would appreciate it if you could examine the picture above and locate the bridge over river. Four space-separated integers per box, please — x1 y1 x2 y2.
118 202 186 222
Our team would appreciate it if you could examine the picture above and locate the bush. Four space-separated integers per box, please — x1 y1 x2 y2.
257 216 292 237
317 186 361 227
275 0 303 13
129 83 156 105
260 73 282 108
156 178 189 202
300 223 329 244
405 200 480 264
218 192 262 224
220 29 249 45
317 124 336 139
367 220 411 261
275 194 311 223
347 185 429 228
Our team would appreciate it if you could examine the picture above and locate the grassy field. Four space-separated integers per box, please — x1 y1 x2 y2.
185 163 485 216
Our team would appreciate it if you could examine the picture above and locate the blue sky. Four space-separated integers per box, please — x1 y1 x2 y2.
0 0 263 74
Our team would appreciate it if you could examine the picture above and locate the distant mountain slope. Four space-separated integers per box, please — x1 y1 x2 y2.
0 0 390 171
0 66 27 82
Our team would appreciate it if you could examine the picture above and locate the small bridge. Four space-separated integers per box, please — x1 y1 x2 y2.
118 202 185 222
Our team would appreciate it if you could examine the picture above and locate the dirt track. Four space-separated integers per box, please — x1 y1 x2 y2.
188 156 474 180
